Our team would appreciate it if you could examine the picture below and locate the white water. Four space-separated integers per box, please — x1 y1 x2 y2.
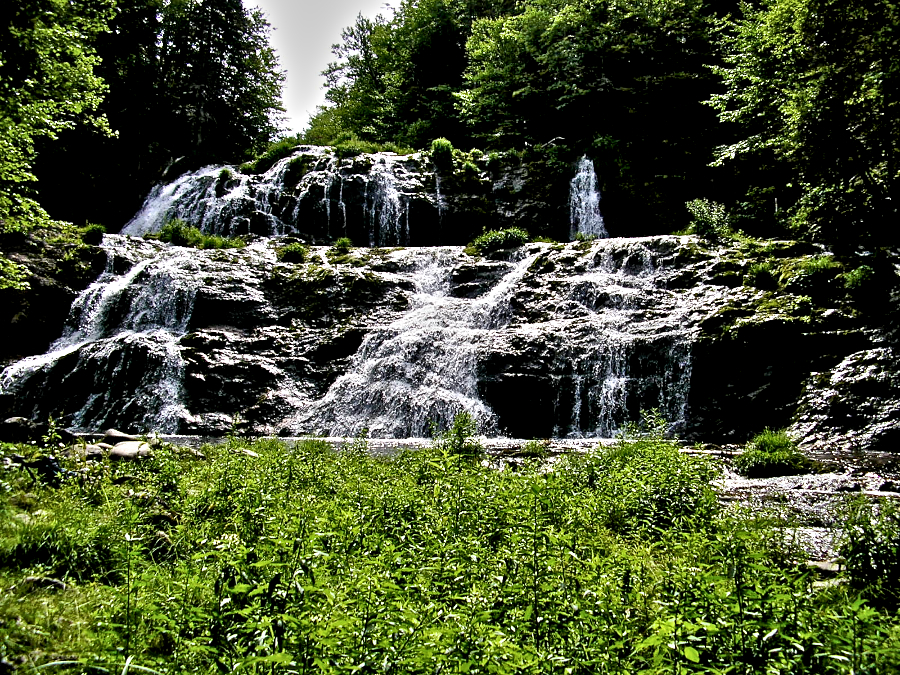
0 237 199 432
290 249 539 437
569 156 609 240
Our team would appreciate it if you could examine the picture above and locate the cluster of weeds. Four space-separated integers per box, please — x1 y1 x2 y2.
79 223 106 246
144 219 245 250
466 227 531 256
239 136 301 174
275 241 309 263
1 415 899 673
734 428 816 478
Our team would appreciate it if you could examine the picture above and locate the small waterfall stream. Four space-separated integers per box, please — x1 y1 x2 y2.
570 156 609 240
0 237 200 432
291 249 539 437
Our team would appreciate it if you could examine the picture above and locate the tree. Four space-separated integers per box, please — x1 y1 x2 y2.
31 0 285 228
710 0 900 243
0 0 115 228
459 0 724 233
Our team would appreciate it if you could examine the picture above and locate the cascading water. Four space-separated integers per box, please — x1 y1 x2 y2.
0 236 200 432
570 156 609 240
123 146 422 246
289 248 539 437
365 160 409 246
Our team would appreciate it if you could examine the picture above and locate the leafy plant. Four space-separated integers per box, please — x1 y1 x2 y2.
80 223 106 246
466 227 530 255
685 199 730 239
239 136 300 174
734 428 814 478
843 264 876 291
332 236 353 253
0 256 31 291
144 219 245 250
435 411 482 459
840 497 900 608
429 137 454 169
744 261 778 290
275 241 309 263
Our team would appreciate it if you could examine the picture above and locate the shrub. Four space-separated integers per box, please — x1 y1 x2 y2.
840 497 900 608
80 223 106 246
685 198 730 239
744 261 778 290
334 137 381 158
0 255 30 291
332 236 353 253
239 136 301 174
467 227 530 255
843 264 876 291
276 242 309 263
558 411 720 533
435 411 483 458
430 137 454 169
218 168 234 181
734 428 813 478
146 219 245 250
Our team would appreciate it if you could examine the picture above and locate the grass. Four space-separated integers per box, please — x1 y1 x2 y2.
466 227 531 256
143 219 246 250
734 428 816 478
1 418 899 673
275 242 309 263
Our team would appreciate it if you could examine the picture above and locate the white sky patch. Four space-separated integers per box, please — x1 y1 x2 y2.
243 0 402 135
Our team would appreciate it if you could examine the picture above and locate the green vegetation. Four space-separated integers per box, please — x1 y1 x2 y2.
841 497 900 609
0 257 31 291
240 136 301 174
685 199 731 240
467 227 531 256
80 224 106 246
21 0 285 228
144 220 246 250
275 242 310 264
734 428 815 478
332 236 353 253
2 416 899 672
429 137 455 169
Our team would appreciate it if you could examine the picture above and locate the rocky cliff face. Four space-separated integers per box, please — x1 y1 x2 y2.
119 146 572 245
2 231 897 447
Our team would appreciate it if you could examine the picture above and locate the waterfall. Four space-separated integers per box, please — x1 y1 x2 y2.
289 249 538 438
569 156 609 240
0 236 199 432
365 159 409 246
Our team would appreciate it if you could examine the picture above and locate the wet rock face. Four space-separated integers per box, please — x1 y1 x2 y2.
1 234 898 447
120 146 570 245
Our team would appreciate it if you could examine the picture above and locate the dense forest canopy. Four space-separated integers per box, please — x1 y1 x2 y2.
0 0 284 232
0 0 897 245
311 0 898 243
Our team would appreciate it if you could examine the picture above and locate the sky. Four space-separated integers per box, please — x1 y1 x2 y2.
243 0 403 135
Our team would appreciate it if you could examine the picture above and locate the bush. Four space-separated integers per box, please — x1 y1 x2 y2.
558 411 720 533
146 219 245 250
734 428 813 478
467 227 530 255
685 199 730 239
430 137 454 169
435 411 483 459
240 136 301 174
334 137 382 158
840 497 900 608
80 223 106 246
744 261 778 290
332 236 353 253
843 264 876 291
276 242 309 263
